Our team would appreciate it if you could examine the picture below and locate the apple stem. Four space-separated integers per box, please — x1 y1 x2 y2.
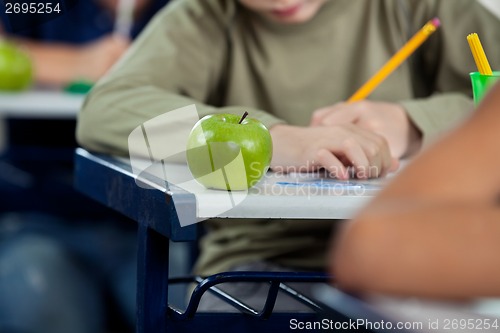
238 111 249 124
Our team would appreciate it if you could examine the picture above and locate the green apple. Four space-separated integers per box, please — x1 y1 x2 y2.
0 40 33 91
186 112 273 191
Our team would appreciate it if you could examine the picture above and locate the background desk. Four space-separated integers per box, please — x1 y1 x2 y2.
0 90 83 119
74 148 383 333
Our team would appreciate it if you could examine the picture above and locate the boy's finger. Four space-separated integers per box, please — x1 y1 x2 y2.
389 158 400 173
315 149 349 180
310 107 332 126
320 107 360 126
333 140 372 179
310 102 347 126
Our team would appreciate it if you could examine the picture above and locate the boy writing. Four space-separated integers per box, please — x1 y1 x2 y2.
77 0 500 310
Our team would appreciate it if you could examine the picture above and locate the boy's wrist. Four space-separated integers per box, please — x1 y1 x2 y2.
404 117 423 158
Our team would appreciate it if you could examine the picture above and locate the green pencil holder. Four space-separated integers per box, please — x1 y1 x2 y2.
470 71 500 105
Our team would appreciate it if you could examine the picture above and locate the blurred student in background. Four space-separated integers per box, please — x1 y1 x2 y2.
331 82 500 299
0 0 168 86
0 1 169 333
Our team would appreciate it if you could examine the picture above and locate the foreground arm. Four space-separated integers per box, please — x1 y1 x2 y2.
331 82 500 299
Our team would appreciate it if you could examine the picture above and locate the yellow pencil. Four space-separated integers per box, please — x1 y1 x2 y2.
467 33 492 75
348 18 441 103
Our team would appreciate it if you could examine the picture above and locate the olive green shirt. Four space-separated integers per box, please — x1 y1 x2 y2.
77 0 500 274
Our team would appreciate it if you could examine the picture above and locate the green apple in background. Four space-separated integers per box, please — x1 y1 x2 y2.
0 40 33 91
186 112 273 191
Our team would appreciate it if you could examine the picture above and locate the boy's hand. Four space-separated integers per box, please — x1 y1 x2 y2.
310 101 421 158
270 124 398 179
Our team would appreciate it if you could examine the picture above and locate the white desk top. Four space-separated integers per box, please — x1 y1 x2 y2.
126 157 393 225
0 91 84 118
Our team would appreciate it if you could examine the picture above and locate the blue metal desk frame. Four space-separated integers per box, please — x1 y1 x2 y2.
74 148 348 333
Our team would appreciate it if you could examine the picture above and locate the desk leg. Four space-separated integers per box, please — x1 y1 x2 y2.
136 224 170 333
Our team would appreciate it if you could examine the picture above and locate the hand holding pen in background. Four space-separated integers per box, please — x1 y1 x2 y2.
310 19 440 159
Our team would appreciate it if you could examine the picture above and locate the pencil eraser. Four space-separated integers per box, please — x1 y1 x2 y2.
431 17 441 28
